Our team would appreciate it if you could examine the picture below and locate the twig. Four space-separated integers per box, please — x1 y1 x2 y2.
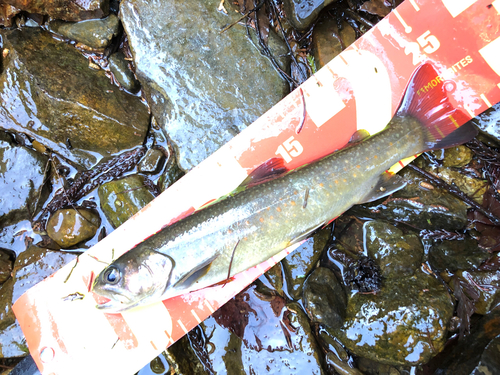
407 163 500 225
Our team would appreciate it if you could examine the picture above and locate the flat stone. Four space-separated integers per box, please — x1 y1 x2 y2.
120 0 289 170
48 14 121 49
312 18 356 69
138 148 165 174
0 28 149 169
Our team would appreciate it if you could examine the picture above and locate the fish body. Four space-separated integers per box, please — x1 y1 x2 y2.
92 64 476 312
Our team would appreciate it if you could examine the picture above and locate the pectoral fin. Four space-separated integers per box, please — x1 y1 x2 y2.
173 254 219 291
359 172 406 204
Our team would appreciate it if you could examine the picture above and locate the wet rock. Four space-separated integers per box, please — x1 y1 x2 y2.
455 270 500 315
312 18 356 70
109 51 141 93
351 168 468 231
138 148 165 174
0 246 76 357
0 131 48 226
425 309 500 374
0 220 33 257
357 357 408 375
48 14 121 49
283 0 338 31
470 102 500 143
1 0 108 21
431 166 488 205
257 262 285 297
46 208 100 248
303 267 347 330
158 161 184 192
0 4 20 27
169 285 325 374
282 226 330 299
428 238 489 272
120 0 289 170
442 145 474 168
0 28 149 169
0 250 13 285
359 0 391 17
363 221 423 278
98 175 155 228
318 326 362 375
333 271 454 366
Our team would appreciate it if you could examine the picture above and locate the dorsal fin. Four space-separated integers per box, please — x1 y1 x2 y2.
396 63 477 151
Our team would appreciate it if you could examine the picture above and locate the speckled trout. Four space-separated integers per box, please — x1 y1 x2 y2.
93 64 477 312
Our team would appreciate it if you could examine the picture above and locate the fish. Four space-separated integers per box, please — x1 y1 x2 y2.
92 63 477 312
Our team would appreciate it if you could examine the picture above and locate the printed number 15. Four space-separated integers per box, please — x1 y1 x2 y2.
275 136 303 163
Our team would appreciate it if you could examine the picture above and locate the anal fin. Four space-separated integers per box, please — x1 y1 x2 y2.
288 221 326 246
359 172 406 204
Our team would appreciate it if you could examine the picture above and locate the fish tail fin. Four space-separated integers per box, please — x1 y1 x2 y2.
396 63 477 151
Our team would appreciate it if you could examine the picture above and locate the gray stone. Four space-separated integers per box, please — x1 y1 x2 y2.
120 0 289 170
0 28 149 169
48 14 121 49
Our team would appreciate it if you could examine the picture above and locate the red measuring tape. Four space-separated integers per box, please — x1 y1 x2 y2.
13 0 500 373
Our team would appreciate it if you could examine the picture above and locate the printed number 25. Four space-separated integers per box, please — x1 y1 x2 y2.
275 136 303 163
405 30 440 65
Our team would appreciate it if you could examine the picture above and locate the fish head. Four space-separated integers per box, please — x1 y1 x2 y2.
92 248 174 312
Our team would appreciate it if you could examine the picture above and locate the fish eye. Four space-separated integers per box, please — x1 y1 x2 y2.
103 266 121 285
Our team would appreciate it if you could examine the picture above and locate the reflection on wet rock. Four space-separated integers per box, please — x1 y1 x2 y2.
363 220 423 278
46 208 100 248
0 28 149 169
48 14 121 49
168 285 325 374
351 168 468 230
109 51 141 94
120 0 289 170
1 0 109 21
0 131 48 226
282 225 330 299
303 267 347 330
334 271 454 366
98 175 155 228
0 246 76 357
283 0 338 31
